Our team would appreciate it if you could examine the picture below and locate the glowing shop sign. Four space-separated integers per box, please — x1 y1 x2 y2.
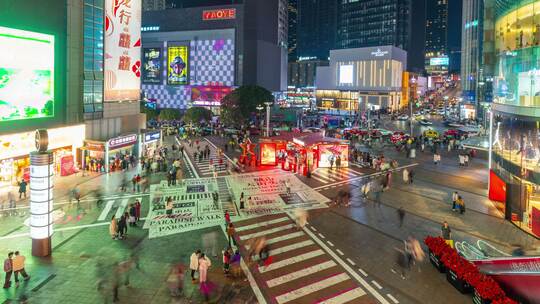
202 8 236 20
371 48 389 57
30 163 53 239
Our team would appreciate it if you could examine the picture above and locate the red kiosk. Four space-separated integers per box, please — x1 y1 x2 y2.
259 132 350 176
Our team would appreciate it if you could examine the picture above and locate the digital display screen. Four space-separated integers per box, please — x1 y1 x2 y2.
142 48 162 84
167 45 189 85
339 65 353 84
260 143 277 166
0 26 54 122
430 57 449 66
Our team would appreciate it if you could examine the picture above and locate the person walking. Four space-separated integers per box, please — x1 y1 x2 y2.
226 223 236 247
239 192 245 210
397 207 405 227
109 215 118 239
18 180 27 200
329 157 334 170
335 155 341 169
452 191 459 211
136 174 141 192
457 196 466 214
135 200 141 222
129 204 137 227
224 211 231 226
118 214 127 239
190 250 201 282
3 252 13 289
402 169 409 184
131 175 137 192
12 251 30 286
408 169 414 184
198 253 211 284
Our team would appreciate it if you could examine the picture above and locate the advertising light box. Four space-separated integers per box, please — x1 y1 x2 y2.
430 57 449 66
339 65 354 85
0 26 55 122
167 46 189 85
142 48 162 84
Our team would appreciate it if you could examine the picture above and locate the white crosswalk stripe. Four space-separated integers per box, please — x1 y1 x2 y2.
239 224 296 241
98 200 114 221
115 198 129 219
252 240 314 261
275 273 350 304
319 287 367 304
266 260 337 288
235 216 289 232
311 167 364 184
258 249 325 273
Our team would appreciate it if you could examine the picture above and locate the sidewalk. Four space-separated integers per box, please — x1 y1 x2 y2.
337 175 540 252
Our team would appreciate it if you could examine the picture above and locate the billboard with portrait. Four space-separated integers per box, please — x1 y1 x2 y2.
142 48 162 84
0 26 55 122
167 45 189 85
104 0 141 101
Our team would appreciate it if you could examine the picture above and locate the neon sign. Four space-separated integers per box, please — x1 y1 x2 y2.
202 8 236 20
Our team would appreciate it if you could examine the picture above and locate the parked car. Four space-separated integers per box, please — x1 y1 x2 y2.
397 114 409 121
419 119 433 126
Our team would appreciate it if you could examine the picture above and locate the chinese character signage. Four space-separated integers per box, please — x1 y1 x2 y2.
104 0 141 101
191 85 232 106
108 134 137 150
142 48 162 84
202 8 236 20
167 46 189 85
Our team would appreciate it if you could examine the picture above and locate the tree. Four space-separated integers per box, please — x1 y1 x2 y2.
221 85 274 126
159 108 182 121
183 107 212 124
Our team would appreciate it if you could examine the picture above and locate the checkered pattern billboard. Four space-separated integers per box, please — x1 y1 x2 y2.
142 38 235 109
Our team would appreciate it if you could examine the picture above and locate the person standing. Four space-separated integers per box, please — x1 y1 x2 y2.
441 221 452 240
109 215 118 239
198 254 211 284
190 250 201 282
129 204 137 227
3 252 13 289
457 196 466 214
12 251 30 286
136 174 141 192
118 214 127 239
224 211 231 226
452 191 459 211
226 223 236 247
335 155 341 169
239 192 245 210
408 169 414 184
135 200 141 222
329 157 334 170
18 180 27 200
402 169 409 184
131 175 137 192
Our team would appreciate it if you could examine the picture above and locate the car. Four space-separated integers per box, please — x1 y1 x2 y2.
419 119 433 126
423 129 439 139
397 114 409 121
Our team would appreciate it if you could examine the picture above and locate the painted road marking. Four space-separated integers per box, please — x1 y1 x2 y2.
274 272 350 304
266 260 337 288
114 198 129 219
258 249 325 273
98 200 114 221
236 216 289 232
301 218 390 304
346 258 356 266
358 268 368 277
252 240 314 261
239 224 296 241
246 231 306 250
387 294 399 304
319 287 367 304
371 280 383 290
336 249 344 256
327 241 334 247
318 233 326 239
310 226 317 231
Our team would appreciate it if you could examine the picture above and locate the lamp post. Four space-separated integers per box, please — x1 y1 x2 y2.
264 102 273 137
256 105 264 131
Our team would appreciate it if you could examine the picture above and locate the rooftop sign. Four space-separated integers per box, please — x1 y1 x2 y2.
203 8 236 21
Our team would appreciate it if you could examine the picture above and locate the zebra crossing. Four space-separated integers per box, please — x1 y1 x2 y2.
193 152 228 176
233 213 376 304
96 195 143 222
310 167 365 184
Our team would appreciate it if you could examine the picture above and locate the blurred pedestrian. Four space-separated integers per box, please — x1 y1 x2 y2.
109 215 118 240
18 180 27 200
402 169 409 184
135 200 141 222
128 204 137 227
3 252 13 289
397 207 405 227
12 251 30 286
408 169 414 184
227 223 236 247
294 208 308 229
198 253 211 284
190 250 201 282
441 221 452 241
166 264 185 297
222 247 232 276
457 196 466 214
118 214 127 239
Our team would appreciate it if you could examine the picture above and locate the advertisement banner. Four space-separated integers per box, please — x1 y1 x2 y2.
167 46 189 85
318 144 349 168
191 85 232 106
60 155 76 176
104 0 141 101
260 143 277 165
0 26 55 122
142 48 161 84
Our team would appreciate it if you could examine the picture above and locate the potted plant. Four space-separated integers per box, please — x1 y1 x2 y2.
470 274 506 304
441 250 473 294
424 236 448 273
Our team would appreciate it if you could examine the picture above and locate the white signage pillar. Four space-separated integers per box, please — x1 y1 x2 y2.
30 129 53 257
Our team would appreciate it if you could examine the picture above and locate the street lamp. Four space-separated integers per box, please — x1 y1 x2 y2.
256 105 264 130
264 102 273 137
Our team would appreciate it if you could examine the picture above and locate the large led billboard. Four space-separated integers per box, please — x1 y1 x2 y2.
104 0 141 101
430 57 449 66
142 48 162 84
167 45 189 85
0 26 54 122
339 65 354 85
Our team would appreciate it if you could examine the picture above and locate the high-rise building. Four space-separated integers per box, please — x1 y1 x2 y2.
296 0 337 60
425 0 449 75
336 0 411 52
460 0 483 104
143 0 166 11
288 0 297 61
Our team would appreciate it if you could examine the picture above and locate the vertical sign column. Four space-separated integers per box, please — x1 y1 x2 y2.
30 151 54 257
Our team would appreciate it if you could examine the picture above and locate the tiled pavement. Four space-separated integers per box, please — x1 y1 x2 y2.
233 213 383 304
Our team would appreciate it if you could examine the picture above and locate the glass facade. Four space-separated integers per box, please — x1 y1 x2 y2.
83 0 104 119
491 0 540 237
337 0 410 51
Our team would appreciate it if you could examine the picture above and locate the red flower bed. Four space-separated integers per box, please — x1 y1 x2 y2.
424 236 513 302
